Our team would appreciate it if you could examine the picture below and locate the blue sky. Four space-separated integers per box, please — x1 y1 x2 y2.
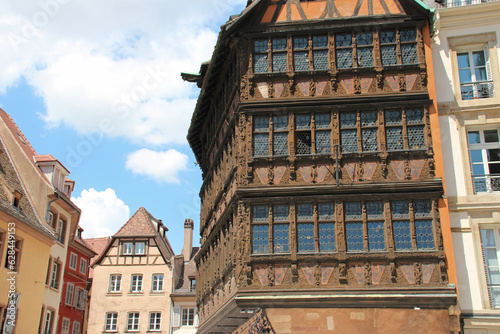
0 0 247 254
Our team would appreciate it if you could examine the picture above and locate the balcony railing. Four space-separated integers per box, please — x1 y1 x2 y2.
472 174 500 194
441 0 499 7
461 81 494 100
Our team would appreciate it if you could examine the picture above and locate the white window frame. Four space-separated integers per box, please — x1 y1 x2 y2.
149 312 162 331
181 308 195 327
79 258 87 275
74 286 85 310
43 309 54 334
122 242 133 255
457 48 493 100
50 262 60 289
152 274 164 292
109 274 121 293
71 321 80 334
467 128 500 194
61 317 70 334
105 312 118 332
135 242 145 255
65 282 75 306
69 252 77 270
127 312 140 331
130 274 143 292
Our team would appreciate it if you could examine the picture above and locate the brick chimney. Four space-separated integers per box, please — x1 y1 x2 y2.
182 219 194 262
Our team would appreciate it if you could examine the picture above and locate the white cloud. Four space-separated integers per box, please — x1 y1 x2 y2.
0 0 247 145
125 148 189 184
72 188 130 238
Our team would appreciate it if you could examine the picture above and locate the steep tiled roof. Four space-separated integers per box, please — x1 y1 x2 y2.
173 246 199 293
113 207 158 237
0 109 37 162
85 236 111 278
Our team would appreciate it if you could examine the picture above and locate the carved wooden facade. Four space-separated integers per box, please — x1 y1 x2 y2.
186 0 457 333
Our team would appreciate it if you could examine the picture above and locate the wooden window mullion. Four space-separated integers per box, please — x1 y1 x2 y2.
362 202 369 251
269 206 274 253
352 32 358 68
313 203 319 252
396 28 402 65
409 200 417 250
402 108 409 150
311 114 316 154
269 116 274 156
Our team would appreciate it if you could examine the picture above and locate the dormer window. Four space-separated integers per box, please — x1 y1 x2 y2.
135 242 145 255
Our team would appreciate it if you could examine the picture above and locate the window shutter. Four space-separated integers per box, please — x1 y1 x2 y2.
484 45 492 81
172 306 181 327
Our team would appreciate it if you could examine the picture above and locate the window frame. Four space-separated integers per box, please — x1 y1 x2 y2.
69 252 77 271
127 312 140 332
152 274 164 292
109 274 122 293
65 282 75 306
61 317 70 334
105 312 118 332
149 312 162 331
50 261 61 290
181 308 195 327
130 274 143 293
467 128 500 194
71 321 80 334
79 258 88 275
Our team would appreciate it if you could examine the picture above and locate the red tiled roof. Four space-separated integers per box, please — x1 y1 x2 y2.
114 206 158 237
85 237 111 263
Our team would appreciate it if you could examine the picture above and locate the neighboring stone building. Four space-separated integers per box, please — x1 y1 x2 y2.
87 207 175 333
184 0 460 333
57 226 96 334
171 219 200 334
0 110 55 334
432 0 500 332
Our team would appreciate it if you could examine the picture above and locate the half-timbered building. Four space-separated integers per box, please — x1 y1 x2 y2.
184 0 460 332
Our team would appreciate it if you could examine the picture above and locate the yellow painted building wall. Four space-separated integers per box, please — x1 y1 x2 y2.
0 214 52 333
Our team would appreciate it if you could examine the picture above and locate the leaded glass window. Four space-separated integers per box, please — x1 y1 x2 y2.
414 200 431 218
296 115 311 129
391 201 409 218
313 35 328 70
394 221 412 250
400 28 418 65
253 225 269 253
415 220 434 249
274 204 289 221
340 112 358 153
319 203 334 220
319 223 336 251
297 204 313 220
316 131 331 153
385 110 403 151
381 30 397 66
407 108 425 150
356 32 373 67
254 116 269 131
361 111 378 152
346 222 364 251
296 133 312 154
254 134 269 156
336 33 353 69
294 36 309 71
272 38 287 72
254 39 268 73
315 114 330 128
253 205 269 222
345 202 362 220
273 116 288 130
366 201 383 218
298 223 314 252
274 133 288 155
274 224 289 253
368 222 385 250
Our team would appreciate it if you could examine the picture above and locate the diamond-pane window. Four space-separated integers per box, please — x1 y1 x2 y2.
298 204 314 220
406 108 424 124
341 130 358 153
294 37 308 49
274 224 289 253
314 51 328 70
316 114 330 128
253 205 269 222
415 220 434 249
362 129 378 151
366 201 383 219
296 115 311 129
408 126 425 149
385 110 402 125
402 44 418 64
316 131 331 153
295 52 309 71
340 112 357 127
394 221 412 250
298 223 315 252
254 133 269 156
255 40 268 53
381 46 397 66
273 38 287 51
391 201 409 218
336 33 352 47
319 203 334 220
319 223 336 251
336 49 353 69
296 133 312 154
253 225 269 253
273 116 288 130
274 133 288 155
346 222 364 251
380 30 396 44
274 205 289 221
361 111 377 126
357 32 372 46
400 28 416 42
368 222 385 250
255 117 269 131
358 48 373 67
255 55 268 73
345 202 362 220
386 127 403 150
313 35 328 48
414 200 431 218
273 53 287 72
